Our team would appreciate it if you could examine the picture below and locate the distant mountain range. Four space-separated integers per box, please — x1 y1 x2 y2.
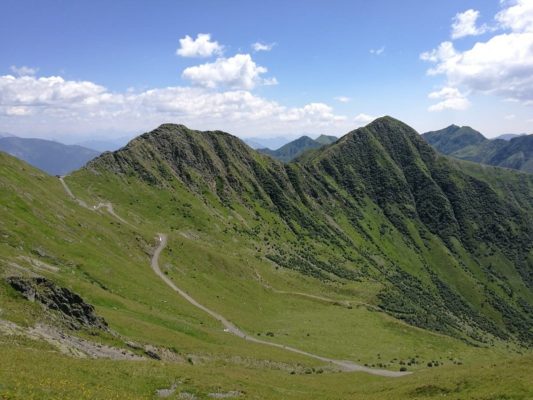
243 136 295 150
257 134 337 162
422 125 532 173
494 133 527 141
0 136 100 175
74 137 131 152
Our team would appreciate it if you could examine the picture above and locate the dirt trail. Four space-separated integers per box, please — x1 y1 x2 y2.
152 234 410 377
57 175 410 377
254 270 382 311
59 176 133 227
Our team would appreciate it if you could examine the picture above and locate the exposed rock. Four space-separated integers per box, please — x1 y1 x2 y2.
144 344 161 360
6 276 108 331
156 382 180 398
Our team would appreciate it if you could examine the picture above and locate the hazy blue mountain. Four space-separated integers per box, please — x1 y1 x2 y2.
258 135 324 162
243 136 299 150
75 137 130 152
0 136 100 175
495 133 527 141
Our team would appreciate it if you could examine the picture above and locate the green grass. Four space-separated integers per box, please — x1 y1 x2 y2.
1 338 532 399
0 141 532 399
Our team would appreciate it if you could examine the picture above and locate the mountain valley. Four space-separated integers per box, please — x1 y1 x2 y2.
1 117 532 398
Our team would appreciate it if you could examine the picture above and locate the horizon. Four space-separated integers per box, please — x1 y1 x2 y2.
1 0 532 142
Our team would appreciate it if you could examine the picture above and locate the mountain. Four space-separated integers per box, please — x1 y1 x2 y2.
257 135 324 162
75 137 131 152
495 133 527 141
314 134 337 145
0 132 15 138
0 136 100 175
422 125 533 173
243 135 295 150
422 125 486 154
1 117 532 398
84 118 533 344
242 138 264 149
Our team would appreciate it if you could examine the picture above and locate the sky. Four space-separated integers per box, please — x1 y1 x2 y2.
0 0 532 143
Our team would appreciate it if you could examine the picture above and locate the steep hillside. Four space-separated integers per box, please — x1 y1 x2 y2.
2 117 533 398
78 118 533 346
0 137 100 175
258 135 324 162
422 125 533 173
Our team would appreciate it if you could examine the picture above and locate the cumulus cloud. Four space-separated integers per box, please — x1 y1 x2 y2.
496 0 533 32
182 53 276 90
0 73 349 137
421 0 533 107
10 65 38 76
279 103 346 122
252 42 276 52
451 9 488 39
334 96 351 103
176 33 223 57
427 87 471 111
369 46 385 56
0 75 110 112
353 113 375 124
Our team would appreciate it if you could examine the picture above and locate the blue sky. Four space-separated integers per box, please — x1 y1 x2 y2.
1 0 532 141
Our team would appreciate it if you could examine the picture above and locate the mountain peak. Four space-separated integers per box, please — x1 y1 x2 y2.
422 124 486 155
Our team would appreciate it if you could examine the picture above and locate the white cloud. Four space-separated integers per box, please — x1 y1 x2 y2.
182 53 275 90
0 75 109 111
0 73 350 138
334 96 351 103
422 0 533 105
504 113 516 120
252 42 276 52
427 87 471 111
370 46 385 56
353 113 375 124
496 0 533 32
176 33 223 58
10 65 38 76
451 9 488 39
4 106 31 116
279 103 346 122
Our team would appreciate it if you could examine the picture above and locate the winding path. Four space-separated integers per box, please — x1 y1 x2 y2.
60 176 133 227
59 176 410 377
151 233 410 377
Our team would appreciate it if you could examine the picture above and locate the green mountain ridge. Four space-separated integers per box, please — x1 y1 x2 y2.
1 116 533 398
83 117 533 343
422 125 533 173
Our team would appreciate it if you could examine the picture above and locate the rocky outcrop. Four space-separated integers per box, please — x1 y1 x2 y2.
6 276 108 331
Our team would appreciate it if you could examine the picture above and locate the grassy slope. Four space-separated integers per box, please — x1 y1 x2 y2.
1 117 532 398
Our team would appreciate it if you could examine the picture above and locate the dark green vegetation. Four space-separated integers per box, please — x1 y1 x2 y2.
258 134 336 162
1 117 532 398
423 124 533 173
82 117 533 345
0 136 100 175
